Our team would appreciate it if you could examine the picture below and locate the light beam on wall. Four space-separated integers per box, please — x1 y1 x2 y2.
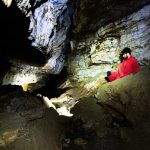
3 73 37 91
2 0 12 7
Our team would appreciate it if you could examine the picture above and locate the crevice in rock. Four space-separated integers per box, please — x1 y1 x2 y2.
0 1 47 66
31 67 69 98
96 102 132 128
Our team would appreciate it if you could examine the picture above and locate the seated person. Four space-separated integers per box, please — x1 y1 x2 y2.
105 47 141 82
105 71 120 82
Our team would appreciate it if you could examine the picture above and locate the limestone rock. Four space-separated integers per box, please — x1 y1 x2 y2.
73 0 150 35
95 66 150 125
0 88 64 150
68 5 150 91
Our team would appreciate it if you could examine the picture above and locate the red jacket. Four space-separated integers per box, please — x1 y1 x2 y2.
108 55 140 82
108 71 120 82
118 55 140 78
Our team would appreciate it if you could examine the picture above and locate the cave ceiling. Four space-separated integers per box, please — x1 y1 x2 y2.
72 0 150 38
0 0 150 60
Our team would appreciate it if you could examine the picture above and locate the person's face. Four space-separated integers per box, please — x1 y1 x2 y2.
123 53 128 59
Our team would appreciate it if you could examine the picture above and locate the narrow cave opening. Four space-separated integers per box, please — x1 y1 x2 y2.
0 1 46 66
31 67 69 99
0 0 73 102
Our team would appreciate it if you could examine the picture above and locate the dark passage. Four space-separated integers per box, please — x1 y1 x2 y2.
0 1 46 66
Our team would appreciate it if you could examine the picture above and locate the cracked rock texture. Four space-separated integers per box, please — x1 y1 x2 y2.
68 4 150 91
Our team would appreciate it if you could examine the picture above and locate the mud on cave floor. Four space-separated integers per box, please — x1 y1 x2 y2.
0 86 65 150
62 116 124 150
62 96 150 150
0 85 133 150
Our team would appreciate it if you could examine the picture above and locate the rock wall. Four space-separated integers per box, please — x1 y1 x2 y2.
95 66 150 126
27 0 73 73
68 4 150 91
1 0 75 90
2 0 74 74
1 59 63 91
73 0 150 36
0 87 64 150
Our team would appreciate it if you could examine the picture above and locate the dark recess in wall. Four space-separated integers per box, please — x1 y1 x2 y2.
31 67 69 98
72 0 150 40
0 1 46 67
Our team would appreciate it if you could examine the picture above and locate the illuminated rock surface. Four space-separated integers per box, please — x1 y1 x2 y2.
0 0 150 150
68 5 150 91
0 66 150 150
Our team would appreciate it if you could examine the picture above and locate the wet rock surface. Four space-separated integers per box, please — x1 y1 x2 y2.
0 85 65 150
61 67 150 150
1 1 150 150
0 67 150 150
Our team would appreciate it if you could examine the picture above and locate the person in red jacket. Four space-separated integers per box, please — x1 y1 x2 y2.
105 71 120 82
105 47 141 82
118 47 141 78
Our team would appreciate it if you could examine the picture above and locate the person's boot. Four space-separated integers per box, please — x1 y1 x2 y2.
104 77 110 82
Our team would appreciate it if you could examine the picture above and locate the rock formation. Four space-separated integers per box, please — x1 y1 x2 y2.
0 1 150 149
68 4 150 91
